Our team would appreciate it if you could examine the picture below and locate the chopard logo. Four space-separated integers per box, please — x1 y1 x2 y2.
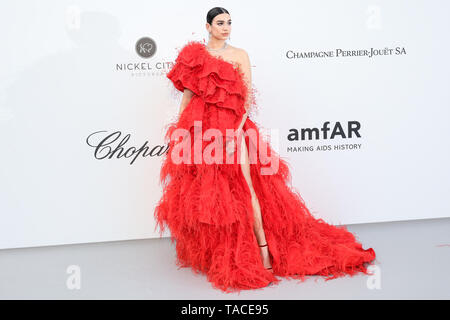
86 131 167 165
85 126 281 175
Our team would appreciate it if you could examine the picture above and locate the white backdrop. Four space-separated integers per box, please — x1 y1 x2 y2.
1 0 449 250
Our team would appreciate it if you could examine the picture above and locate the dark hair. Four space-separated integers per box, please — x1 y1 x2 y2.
206 7 230 25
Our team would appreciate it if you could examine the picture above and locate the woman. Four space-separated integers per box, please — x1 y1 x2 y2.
154 7 377 293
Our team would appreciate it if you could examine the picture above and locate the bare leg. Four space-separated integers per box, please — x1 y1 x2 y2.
239 134 273 271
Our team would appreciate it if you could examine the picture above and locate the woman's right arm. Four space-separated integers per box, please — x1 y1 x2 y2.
179 88 194 115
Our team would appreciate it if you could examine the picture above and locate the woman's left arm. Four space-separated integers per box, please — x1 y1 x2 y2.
236 49 252 132
226 50 251 155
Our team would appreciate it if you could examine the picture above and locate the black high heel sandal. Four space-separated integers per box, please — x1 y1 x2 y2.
259 242 275 287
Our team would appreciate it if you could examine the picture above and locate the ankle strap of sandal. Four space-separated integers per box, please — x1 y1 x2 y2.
258 243 268 247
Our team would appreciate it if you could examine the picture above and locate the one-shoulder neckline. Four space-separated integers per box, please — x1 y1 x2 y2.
199 42 240 71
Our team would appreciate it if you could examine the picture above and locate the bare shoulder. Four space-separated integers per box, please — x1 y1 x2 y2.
230 45 249 58
227 45 249 66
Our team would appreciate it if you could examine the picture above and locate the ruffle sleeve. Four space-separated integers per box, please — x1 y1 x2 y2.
166 41 204 95
165 40 250 140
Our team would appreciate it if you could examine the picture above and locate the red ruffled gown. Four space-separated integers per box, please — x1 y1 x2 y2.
154 40 377 293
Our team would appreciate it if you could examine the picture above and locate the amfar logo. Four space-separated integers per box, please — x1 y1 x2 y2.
287 121 361 141
286 121 363 153
135 37 157 58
